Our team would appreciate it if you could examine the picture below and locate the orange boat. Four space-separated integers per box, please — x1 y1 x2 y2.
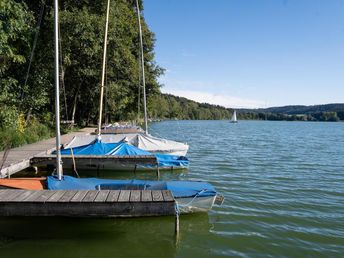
0 178 46 190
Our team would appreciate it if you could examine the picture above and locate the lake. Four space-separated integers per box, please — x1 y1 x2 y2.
0 120 343 257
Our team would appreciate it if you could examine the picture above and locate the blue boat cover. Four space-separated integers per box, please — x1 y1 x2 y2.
58 140 189 168
47 176 216 198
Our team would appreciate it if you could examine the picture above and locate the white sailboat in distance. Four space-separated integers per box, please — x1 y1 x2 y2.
230 110 238 123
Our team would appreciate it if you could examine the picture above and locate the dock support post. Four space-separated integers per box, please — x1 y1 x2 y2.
156 164 160 180
175 204 180 244
133 164 137 176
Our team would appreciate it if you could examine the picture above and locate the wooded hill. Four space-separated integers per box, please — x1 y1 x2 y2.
238 104 344 121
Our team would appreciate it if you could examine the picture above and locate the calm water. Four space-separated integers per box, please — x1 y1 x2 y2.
1 120 343 257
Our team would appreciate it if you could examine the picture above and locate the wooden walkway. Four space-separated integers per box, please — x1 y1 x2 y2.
0 189 176 217
0 128 95 178
0 128 160 178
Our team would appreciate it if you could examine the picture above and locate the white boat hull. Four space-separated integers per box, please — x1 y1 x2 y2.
176 195 217 214
64 134 189 156
58 159 187 171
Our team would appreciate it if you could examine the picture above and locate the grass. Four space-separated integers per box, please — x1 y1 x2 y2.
0 119 79 151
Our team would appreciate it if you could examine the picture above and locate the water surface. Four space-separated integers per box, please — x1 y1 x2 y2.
1 120 343 257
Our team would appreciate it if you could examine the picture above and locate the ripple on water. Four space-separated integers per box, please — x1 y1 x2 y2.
151 120 344 257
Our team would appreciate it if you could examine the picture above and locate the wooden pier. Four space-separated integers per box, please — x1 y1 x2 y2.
0 128 95 178
0 128 159 178
0 189 176 217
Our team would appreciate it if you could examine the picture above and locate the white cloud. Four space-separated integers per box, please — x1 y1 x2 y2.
161 88 265 109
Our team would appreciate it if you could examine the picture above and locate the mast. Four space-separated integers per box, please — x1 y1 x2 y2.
97 0 111 140
135 0 148 134
54 0 63 180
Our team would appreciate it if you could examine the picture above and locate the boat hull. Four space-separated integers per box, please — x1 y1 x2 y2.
39 159 188 171
176 195 217 214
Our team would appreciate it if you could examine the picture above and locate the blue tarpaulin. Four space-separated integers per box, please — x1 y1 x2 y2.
58 140 189 168
47 176 216 198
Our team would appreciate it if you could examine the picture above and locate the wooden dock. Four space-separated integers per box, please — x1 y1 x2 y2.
0 189 176 217
0 128 159 178
0 128 95 178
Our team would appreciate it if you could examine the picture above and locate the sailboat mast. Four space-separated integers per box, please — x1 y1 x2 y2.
136 0 148 134
97 0 111 140
54 0 63 180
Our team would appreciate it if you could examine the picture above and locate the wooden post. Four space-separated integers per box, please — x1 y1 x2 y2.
133 164 137 175
156 164 160 180
175 204 180 244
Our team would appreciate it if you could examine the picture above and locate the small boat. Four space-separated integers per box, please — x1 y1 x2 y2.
230 110 238 123
57 139 189 171
47 175 223 213
65 133 189 156
0 176 224 213
0 178 45 190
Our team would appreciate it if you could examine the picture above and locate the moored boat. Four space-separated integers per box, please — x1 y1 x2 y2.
57 139 189 171
47 175 221 213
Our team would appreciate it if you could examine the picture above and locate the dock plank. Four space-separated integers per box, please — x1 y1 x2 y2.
106 190 120 202
70 191 89 202
162 190 174 202
0 190 12 200
2 190 23 201
141 190 152 202
59 190 78 202
129 190 141 202
152 190 164 202
34 191 57 202
118 190 130 202
11 190 36 202
94 190 110 202
47 191 67 202
82 191 99 202
23 191 46 202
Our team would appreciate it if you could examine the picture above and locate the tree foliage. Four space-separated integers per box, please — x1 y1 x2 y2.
0 0 163 129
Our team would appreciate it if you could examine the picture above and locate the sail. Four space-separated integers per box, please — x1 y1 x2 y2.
231 110 237 123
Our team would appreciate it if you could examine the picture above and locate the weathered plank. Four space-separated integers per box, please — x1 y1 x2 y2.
34 191 57 202
59 190 78 202
162 190 174 202
82 191 99 202
118 190 130 202
94 190 110 202
0 190 11 200
152 190 164 202
1 190 23 201
141 190 152 202
70 191 89 202
11 190 36 202
129 190 141 202
22 191 46 202
46 191 67 202
106 190 120 202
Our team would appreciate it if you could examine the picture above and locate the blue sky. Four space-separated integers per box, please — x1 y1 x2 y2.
144 0 344 108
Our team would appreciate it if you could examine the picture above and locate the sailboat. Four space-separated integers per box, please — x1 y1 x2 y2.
53 0 188 170
230 110 238 123
68 0 189 157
